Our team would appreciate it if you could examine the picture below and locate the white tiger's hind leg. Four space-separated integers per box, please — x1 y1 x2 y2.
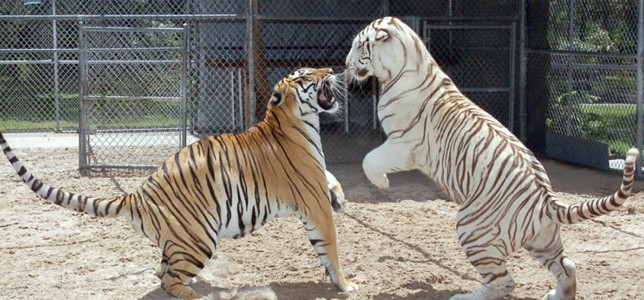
449 254 516 300
525 223 576 300
362 141 414 189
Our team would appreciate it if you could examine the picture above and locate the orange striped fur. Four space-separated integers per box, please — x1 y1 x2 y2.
1 68 357 298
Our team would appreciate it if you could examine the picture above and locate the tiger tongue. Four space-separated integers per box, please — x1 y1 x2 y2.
319 89 327 102
318 89 330 109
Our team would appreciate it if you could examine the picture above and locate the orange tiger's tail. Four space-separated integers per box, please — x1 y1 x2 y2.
1 132 130 217
548 148 639 225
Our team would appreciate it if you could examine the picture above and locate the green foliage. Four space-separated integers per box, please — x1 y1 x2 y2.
547 89 636 157
578 104 636 156
548 0 637 54
545 0 638 158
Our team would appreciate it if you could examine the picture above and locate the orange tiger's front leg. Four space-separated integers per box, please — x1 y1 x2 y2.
300 210 358 292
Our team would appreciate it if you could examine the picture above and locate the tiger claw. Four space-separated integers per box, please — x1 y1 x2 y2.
336 280 359 292
367 173 389 190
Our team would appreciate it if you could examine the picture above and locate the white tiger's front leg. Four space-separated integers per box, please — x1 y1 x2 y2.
362 141 413 189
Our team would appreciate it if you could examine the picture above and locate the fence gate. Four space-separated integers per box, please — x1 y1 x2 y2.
79 25 188 169
422 21 516 131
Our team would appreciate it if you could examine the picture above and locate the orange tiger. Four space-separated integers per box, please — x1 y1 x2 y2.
1 68 357 298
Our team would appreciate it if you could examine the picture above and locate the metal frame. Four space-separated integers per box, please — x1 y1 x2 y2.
423 23 517 131
638 0 644 177
78 24 188 169
522 0 643 176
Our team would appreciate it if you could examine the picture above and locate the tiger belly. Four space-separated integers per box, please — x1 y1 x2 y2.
217 198 294 239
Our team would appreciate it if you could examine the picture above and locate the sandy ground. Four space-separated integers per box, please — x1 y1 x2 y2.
1 145 643 300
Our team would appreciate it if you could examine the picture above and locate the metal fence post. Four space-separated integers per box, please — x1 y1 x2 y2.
566 0 575 136
78 20 87 169
180 23 188 148
247 0 256 128
509 23 516 134
519 0 527 143
52 0 60 132
637 0 644 176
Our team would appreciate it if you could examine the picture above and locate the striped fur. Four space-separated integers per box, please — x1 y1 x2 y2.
1 68 357 298
346 17 639 300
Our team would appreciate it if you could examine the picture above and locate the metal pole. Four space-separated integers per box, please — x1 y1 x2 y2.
247 0 256 128
636 0 644 176
230 70 235 130
372 77 378 130
52 0 60 132
519 0 527 142
381 0 389 15
180 23 188 148
238 68 243 130
78 20 88 169
508 24 516 133
566 0 575 136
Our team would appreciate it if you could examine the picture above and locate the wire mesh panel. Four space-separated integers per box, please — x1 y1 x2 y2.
2 0 523 168
78 25 188 169
423 23 516 130
245 18 385 164
525 0 642 174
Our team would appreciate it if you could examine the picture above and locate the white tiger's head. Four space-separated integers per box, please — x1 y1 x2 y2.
345 17 428 83
269 68 344 118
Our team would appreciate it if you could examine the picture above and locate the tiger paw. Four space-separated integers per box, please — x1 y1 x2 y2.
367 172 390 190
336 279 359 292
542 289 560 300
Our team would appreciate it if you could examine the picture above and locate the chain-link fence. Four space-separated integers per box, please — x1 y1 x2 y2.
1 0 521 169
525 0 642 174
78 25 188 168
424 23 516 130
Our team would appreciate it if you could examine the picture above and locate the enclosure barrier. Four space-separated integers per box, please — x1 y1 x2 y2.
2 0 642 176
78 24 188 169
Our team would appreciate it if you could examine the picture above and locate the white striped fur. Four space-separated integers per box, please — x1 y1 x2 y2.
346 17 639 300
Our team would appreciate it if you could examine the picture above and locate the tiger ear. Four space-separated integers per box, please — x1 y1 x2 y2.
375 29 390 42
270 81 288 106
270 91 282 105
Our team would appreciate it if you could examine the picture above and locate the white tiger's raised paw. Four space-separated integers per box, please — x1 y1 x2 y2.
362 150 391 189
367 173 389 189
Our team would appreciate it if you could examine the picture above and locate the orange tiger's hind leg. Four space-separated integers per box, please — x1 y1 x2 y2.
525 223 576 300
156 255 169 279
159 250 209 299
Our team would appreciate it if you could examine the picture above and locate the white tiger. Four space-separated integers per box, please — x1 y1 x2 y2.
345 16 639 300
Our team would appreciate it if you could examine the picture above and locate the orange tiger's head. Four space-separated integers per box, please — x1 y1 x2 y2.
268 68 343 118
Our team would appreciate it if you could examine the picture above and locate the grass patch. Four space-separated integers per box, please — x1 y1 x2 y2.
0 116 181 132
578 103 636 156
0 120 78 132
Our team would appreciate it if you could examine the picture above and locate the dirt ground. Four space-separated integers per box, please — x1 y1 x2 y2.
1 145 643 300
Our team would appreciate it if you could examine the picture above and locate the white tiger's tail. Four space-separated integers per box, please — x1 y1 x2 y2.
1 132 129 217
548 148 639 225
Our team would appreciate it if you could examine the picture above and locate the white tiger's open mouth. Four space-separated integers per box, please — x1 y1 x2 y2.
318 79 336 110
